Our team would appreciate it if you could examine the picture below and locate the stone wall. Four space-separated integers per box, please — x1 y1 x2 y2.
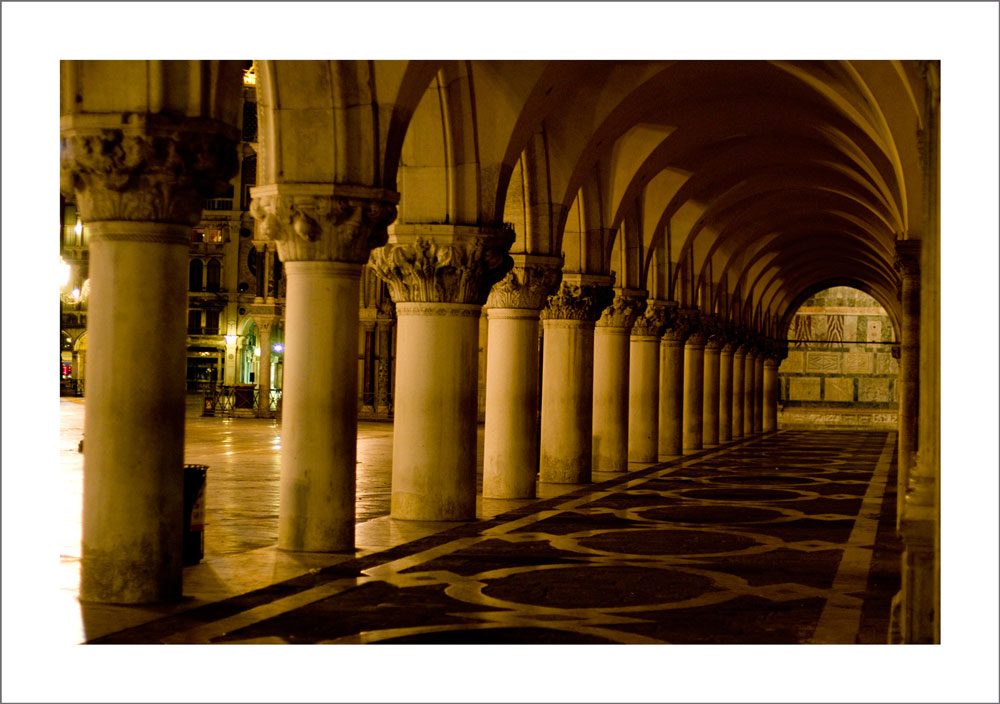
779 286 898 429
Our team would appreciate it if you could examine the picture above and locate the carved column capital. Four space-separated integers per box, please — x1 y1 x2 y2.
680 309 707 346
540 277 615 322
700 315 726 350
485 254 563 310
61 118 239 228
248 303 282 332
596 288 647 330
251 184 398 264
631 300 670 338
660 303 691 343
369 225 515 305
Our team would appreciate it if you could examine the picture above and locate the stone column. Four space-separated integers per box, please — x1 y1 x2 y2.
683 317 707 451
252 184 398 550
754 349 765 434
731 342 747 439
702 318 723 447
762 341 785 432
658 304 689 457
895 240 921 525
249 306 280 416
628 303 668 462
370 226 514 519
744 344 757 435
375 299 395 416
62 121 238 603
481 255 562 498
593 289 646 472
719 337 735 442
539 277 615 484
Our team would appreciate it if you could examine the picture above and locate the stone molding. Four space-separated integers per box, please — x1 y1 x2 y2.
85 221 191 246
485 260 562 311
370 229 515 305
61 123 239 227
631 301 671 338
395 302 485 318
540 281 615 322
595 289 647 330
251 185 398 264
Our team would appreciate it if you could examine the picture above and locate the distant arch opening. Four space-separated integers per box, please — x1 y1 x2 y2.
778 285 898 429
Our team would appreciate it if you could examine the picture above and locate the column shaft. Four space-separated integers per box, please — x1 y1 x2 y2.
683 341 705 450
628 336 660 462
719 346 734 442
540 320 595 483
898 272 920 521
257 325 272 413
754 354 765 433
593 327 631 472
702 344 721 446
81 224 189 603
732 350 746 439
483 309 541 498
277 262 361 551
391 303 481 519
659 339 685 456
744 352 756 435
763 359 779 432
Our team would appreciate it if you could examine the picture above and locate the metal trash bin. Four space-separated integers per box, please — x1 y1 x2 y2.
183 464 208 566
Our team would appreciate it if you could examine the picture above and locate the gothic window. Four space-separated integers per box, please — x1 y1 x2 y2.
187 309 202 334
189 259 204 292
206 259 221 292
205 309 220 335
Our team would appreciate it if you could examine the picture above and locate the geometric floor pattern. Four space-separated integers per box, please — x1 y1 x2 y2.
89 430 900 645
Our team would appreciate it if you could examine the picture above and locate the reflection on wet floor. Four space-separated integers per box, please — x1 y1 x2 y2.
59 397 901 646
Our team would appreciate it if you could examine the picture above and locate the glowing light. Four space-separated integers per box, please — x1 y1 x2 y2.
70 288 81 301
254 347 261 357
225 335 237 345
272 343 284 353
60 259 71 287
74 219 83 236
243 66 256 86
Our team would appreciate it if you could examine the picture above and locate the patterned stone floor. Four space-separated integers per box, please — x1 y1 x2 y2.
85 427 901 645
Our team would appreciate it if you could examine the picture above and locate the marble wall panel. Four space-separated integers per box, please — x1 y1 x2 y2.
858 378 891 402
806 352 841 373
780 350 804 373
876 353 898 374
842 351 873 374
789 377 822 400
843 315 858 343
824 377 855 402
866 320 883 342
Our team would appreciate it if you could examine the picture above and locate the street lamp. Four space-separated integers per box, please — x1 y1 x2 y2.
272 343 284 353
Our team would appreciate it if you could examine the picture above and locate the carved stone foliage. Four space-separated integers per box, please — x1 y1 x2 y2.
596 292 647 330
252 193 397 264
631 302 670 338
700 315 726 349
61 128 238 226
540 282 615 322
660 305 692 342
485 264 562 311
369 231 515 305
